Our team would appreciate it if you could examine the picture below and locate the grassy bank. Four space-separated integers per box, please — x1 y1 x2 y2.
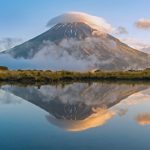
0 69 150 83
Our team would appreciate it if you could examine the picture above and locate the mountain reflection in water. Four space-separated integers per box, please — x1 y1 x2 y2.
1 82 150 132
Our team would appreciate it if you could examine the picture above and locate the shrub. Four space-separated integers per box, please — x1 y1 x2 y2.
0 66 8 71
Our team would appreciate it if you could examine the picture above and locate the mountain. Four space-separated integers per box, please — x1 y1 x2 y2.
2 13 150 70
3 22 95 58
141 47 150 54
1 83 148 131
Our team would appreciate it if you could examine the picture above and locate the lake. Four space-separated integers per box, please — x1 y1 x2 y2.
0 82 150 150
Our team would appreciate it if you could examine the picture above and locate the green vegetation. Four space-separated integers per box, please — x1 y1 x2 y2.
1 69 150 83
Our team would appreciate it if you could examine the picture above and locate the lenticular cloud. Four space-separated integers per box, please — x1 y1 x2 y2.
46 12 114 33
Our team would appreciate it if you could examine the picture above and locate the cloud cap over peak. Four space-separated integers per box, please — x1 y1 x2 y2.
46 12 114 33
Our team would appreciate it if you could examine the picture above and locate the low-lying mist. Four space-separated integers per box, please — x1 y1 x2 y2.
0 37 116 71
0 36 148 71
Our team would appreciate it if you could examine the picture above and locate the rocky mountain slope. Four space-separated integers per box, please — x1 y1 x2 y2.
2 13 150 70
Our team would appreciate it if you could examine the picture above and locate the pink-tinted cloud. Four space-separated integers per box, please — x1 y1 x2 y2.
135 18 150 29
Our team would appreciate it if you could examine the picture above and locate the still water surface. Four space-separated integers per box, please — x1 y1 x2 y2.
0 82 150 150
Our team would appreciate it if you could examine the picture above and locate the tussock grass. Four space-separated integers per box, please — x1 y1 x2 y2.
0 69 150 83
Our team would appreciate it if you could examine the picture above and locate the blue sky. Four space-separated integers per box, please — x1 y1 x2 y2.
0 0 150 48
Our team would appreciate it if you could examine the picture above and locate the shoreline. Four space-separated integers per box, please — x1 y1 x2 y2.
0 69 150 84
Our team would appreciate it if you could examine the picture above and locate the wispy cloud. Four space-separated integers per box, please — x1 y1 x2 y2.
114 26 128 35
135 18 150 29
119 37 150 50
0 38 116 70
136 113 150 126
0 38 23 52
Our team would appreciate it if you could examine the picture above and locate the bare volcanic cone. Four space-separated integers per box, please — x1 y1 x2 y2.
2 12 150 70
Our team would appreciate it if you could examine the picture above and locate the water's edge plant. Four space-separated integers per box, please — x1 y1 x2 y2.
1 68 150 84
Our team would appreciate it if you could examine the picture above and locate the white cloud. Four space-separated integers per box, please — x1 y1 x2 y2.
46 11 129 36
0 38 116 71
114 26 128 35
46 12 115 33
119 37 150 50
0 38 23 52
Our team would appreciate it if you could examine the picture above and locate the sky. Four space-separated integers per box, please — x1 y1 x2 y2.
0 0 150 50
